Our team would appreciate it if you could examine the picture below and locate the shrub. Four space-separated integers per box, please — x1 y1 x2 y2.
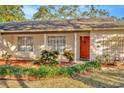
69 64 83 73
69 61 101 73
52 51 60 59
102 54 112 64
0 65 22 77
83 61 101 71
37 66 72 77
95 55 102 63
1 52 12 64
113 60 121 66
59 67 70 76
95 53 122 66
0 61 101 79
33 50 59 66
95 54 112 65
112 54 121 66
63 49 74 62
66 67 76 75
37 66 49 77
49 59 59 66
22 68 37 77
113 61 119 66
71 64 86 73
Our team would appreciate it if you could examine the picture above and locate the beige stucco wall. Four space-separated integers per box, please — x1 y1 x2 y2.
46 32 90 60
90 29 124 60
0 31 90 60
1 29 124 61
0 34 44 59
0 34 15 55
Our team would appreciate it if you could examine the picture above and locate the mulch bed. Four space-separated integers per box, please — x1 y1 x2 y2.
0 60 39 68
0 59 75 68
57 62 75 67
102 64 124 69
0 59 124 69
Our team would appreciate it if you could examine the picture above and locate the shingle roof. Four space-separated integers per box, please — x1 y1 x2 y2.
0 18 124 32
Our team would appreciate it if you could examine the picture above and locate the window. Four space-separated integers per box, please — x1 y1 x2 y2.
101 36 124 55
48 36 66 53
18 36 33 52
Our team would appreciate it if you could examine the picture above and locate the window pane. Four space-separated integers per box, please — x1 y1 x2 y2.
18 36 33 52
102 36 124 57
47 36 66 53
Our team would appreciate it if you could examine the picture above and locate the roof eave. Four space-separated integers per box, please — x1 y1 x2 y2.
93 27 124 31
0 28 92 34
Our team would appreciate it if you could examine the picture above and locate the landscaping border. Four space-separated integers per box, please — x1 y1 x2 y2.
0 61 101 80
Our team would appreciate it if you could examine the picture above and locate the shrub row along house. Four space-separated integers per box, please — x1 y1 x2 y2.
0 18 124 62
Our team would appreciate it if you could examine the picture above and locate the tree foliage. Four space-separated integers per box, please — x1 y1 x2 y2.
0 5 115 22
57 6 80 19
82 5 109 18
33 5 110 21
0 5 25 22
33 6 58 20
33 5 81 20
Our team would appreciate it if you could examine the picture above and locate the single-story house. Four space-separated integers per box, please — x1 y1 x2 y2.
0 18 124 61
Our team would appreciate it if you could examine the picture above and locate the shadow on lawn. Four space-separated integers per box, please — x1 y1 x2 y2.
100 71 124 82
15 75 29 88
72 69 124 88
72 76 115 88
0 80 9 88
0 76 29 88
16 79 28 88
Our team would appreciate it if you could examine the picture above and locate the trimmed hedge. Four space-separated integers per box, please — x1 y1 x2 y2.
0 61 101 78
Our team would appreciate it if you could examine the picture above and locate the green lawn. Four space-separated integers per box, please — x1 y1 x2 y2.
0 68 124 88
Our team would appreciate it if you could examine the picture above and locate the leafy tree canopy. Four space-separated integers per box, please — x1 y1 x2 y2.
0 5 25 22
33 5 110 21
82 5 109 18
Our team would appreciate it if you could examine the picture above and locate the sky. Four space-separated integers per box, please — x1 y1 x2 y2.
22 5 124 19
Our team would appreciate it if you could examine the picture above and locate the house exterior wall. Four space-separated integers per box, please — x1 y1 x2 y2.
0 34 15 55
90 29 124 60
0 34 44 59
13 34 45 59
2 30 124 61
0 31 90 61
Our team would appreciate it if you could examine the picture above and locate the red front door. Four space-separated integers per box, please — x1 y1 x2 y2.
80 36 90 59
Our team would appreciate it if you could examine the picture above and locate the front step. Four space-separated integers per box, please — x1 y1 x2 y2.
80 58 89 61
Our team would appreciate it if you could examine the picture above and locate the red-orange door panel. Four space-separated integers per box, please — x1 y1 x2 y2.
80 36 90 59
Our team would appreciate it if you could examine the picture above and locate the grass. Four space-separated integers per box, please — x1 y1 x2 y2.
73 68 124 88
0 68 123 88
0 77 90 88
